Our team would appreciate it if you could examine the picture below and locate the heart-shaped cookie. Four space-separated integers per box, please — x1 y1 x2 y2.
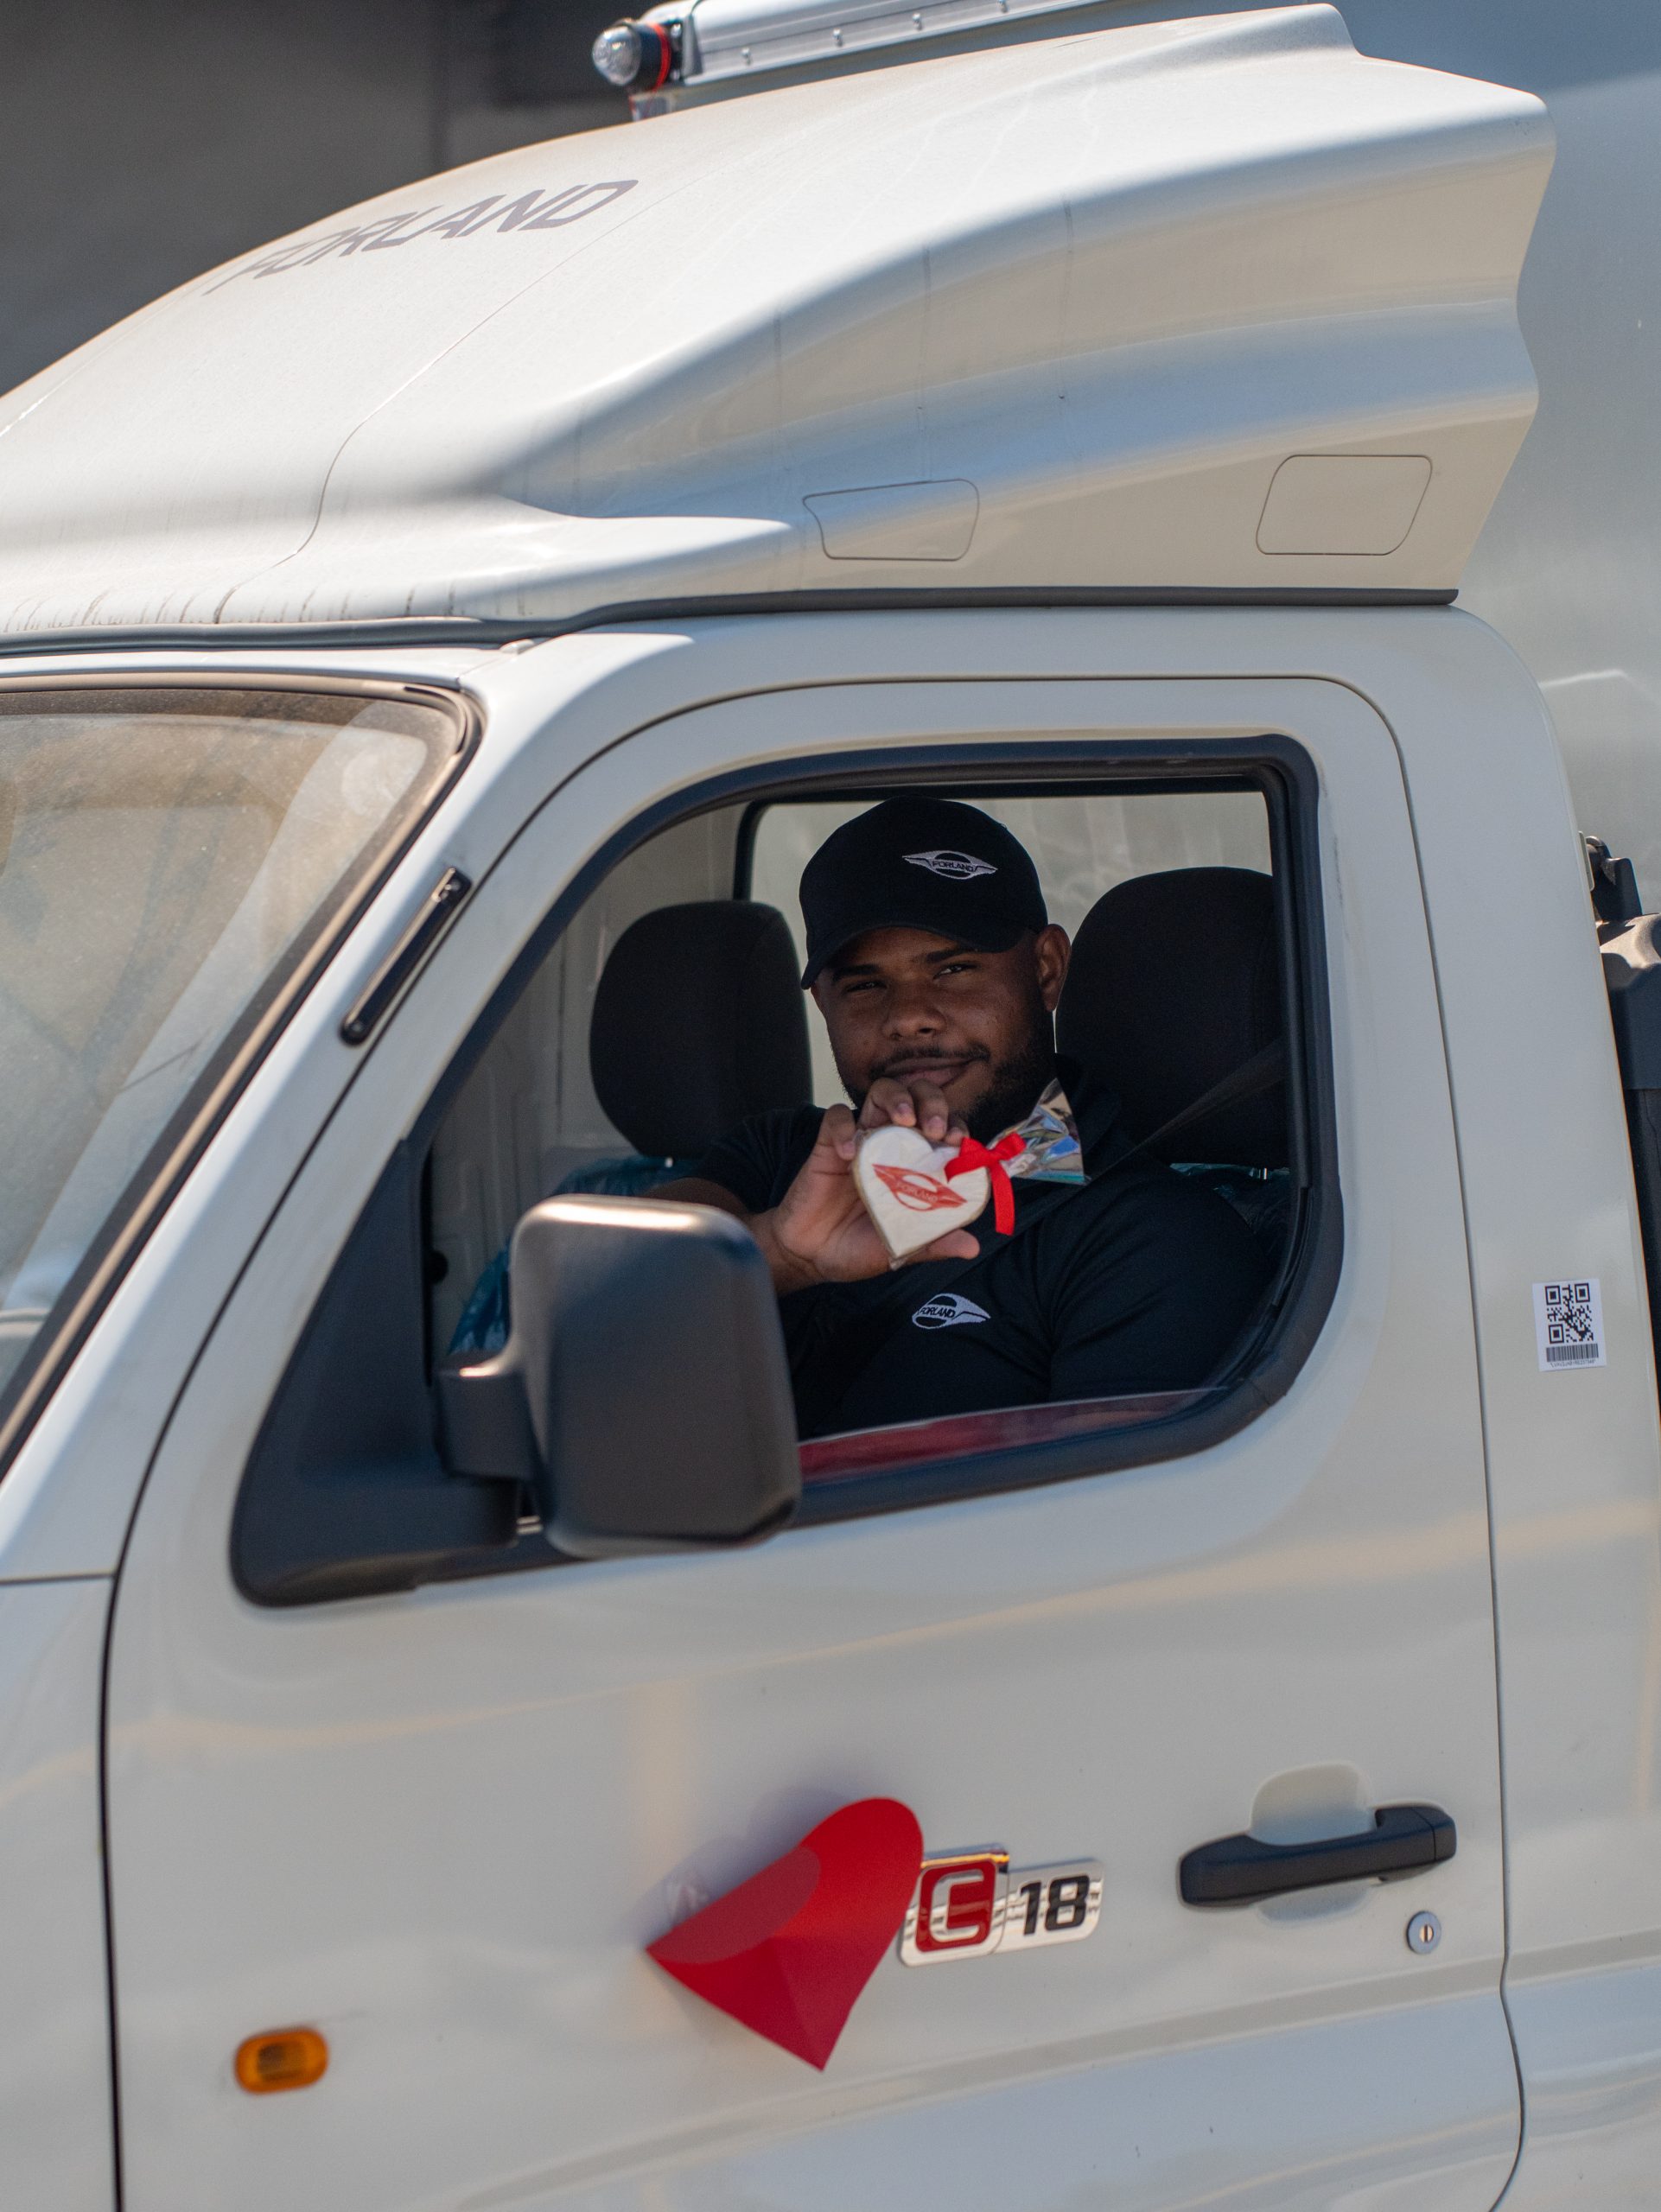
853 1125 990 1262
646 1798 924 2069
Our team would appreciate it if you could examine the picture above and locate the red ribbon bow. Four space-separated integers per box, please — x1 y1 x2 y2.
945 1130 1025 1234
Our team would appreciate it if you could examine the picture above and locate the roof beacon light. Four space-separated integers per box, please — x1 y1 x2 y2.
592 18 680 93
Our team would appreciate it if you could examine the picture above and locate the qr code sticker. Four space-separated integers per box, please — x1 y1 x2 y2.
1532 1279 1606 1372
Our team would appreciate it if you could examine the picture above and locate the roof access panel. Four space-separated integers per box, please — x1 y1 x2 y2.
0 5 1551 631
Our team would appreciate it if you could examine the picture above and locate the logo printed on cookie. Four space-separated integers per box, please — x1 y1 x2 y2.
913 1294 990 1330
903 849 996 880
856 1124 990 1261
872 1162 967 1214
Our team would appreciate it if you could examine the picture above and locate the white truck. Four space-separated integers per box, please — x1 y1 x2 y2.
0 4 1658 2208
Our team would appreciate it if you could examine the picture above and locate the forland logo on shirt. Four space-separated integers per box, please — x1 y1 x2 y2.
913 1294 990 1330
904 850 996 881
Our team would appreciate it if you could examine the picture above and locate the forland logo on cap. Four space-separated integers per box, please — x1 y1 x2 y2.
904 850 996 881
913 1293 990 1330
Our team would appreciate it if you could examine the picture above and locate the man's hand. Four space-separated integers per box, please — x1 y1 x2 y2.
750 1077 980 1294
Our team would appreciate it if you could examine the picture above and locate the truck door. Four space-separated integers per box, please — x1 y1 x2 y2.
102 645 1521 2212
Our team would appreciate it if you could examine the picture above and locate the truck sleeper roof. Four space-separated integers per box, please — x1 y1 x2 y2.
0 3 1550 635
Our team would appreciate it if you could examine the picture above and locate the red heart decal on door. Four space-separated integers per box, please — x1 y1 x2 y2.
646 1797 924 2069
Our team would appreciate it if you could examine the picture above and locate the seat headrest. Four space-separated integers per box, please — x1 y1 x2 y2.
589 900 812 1160
1057 867 1283 1167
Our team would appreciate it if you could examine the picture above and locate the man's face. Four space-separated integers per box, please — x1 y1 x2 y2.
811 924 1072 1141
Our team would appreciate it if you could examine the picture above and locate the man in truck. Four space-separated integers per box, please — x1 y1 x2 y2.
664 798 1269 1439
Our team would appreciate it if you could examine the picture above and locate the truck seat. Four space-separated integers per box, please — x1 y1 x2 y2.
449 899 811 1354
1057 867 1289 1255
588 899 812 1163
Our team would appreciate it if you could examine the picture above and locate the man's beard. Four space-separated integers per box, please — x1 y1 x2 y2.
843 1020 1056 1145
960 1024 1056 1143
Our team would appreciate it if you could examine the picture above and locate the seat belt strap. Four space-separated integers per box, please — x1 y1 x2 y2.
1118 1039 1285 1164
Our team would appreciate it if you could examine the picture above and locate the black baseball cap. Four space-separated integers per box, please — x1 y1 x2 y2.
799 798 1047 988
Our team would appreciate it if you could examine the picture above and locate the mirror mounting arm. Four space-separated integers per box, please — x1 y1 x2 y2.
437 1357 538 1485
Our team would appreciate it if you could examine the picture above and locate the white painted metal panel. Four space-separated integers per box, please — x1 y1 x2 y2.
1368 616 1661 2210
104 640 1515 2210
0 9 1549 626
0 1579 116 2209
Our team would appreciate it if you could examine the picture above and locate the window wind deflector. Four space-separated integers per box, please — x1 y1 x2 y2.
341 867 472 1045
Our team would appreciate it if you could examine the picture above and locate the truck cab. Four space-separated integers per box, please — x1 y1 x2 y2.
0 9 1656 2210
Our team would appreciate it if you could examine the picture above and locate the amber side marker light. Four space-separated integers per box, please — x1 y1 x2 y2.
235 2027 329 2094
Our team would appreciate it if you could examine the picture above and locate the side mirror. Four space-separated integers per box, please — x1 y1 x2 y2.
438 1195 800 1558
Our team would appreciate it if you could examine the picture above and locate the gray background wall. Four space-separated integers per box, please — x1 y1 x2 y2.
3 1 625 398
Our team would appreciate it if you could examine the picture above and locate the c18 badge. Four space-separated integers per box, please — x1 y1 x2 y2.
898 1847 1103 1964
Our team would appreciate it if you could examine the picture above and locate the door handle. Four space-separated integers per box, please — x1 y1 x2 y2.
1179 1802 1456 1907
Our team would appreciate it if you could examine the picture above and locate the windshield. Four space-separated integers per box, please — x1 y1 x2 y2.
0 683 461 1406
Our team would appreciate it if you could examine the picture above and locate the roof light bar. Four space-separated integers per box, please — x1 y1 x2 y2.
594 0 1104 96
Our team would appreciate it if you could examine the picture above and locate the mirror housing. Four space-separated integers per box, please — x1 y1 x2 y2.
438 1194 800 1558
